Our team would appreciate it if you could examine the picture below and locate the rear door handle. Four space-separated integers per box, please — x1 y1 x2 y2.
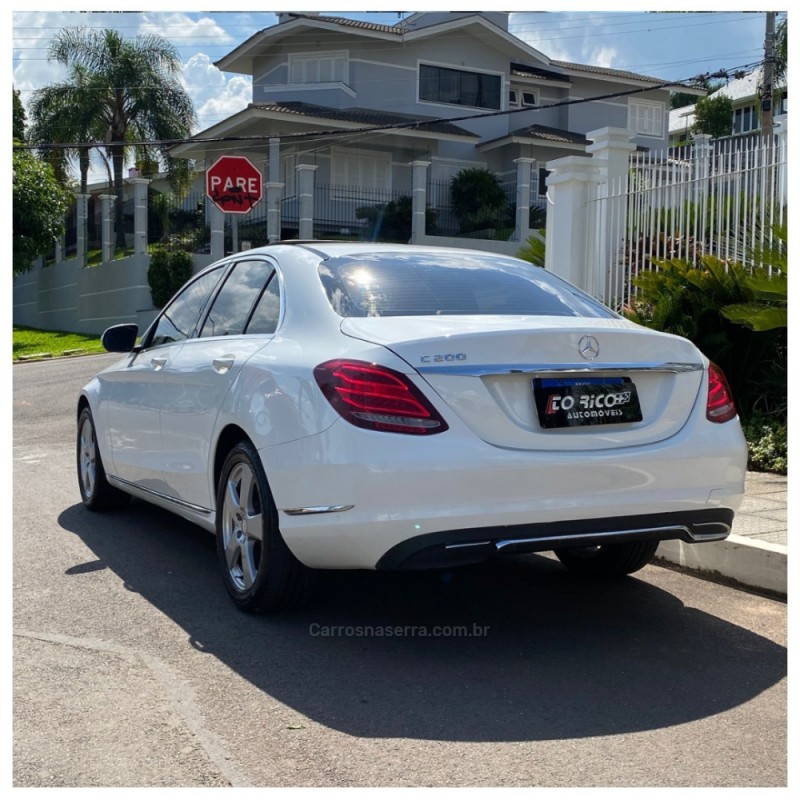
213 357 235 374
150 357 167 371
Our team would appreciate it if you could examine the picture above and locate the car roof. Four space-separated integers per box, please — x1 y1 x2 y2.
234 240 523 262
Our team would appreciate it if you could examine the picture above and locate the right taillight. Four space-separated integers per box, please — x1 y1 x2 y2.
706 363 737 423
314 359 449 435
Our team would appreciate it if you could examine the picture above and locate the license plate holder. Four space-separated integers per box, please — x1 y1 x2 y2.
533 376 643 429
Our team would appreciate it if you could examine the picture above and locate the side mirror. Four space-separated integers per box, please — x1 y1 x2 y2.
101 323 139 353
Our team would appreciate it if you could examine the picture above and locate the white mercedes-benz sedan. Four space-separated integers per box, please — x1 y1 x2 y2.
77 242 747 612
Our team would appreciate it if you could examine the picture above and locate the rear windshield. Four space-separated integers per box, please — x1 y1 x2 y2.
318 252 616 318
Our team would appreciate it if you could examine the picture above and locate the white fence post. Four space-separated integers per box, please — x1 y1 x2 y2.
297 164 318 240
129 178 150 256
266 181 284 243
586 127 637 304
99 194 115 263
266 138 282 243
410 160 430 243
210 204 225 259
775 116 787 215
75 193 89 267
513 157 534 243
544 156 603 293
693 133 712 208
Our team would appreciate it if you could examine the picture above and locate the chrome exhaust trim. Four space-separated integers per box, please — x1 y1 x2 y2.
494 522 731 554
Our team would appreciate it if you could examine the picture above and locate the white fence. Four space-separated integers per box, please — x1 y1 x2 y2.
597 131 787 311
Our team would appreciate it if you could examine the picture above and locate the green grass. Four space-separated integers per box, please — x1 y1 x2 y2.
13 326 106 361
87 247 134 266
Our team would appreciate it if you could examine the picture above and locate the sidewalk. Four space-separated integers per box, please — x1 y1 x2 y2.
657 471 788 597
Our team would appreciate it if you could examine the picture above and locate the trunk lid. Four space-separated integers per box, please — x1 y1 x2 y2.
341 316 705 451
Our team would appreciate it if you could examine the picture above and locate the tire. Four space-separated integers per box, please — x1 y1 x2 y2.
553 539 660 577
216 441 313 613
77 406 130 511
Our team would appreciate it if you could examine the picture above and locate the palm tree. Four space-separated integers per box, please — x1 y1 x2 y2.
29 65 104 194
774 17 787 85
39 27 196 249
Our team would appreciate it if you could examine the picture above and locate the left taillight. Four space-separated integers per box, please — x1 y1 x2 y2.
314 359 449 435
706 363 738 423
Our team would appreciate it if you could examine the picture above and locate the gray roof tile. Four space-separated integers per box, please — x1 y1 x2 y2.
551 60 666 84
249 101 476 137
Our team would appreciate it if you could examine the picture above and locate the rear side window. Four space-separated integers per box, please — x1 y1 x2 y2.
318 252 615 318
199 260 272 338
246 273 281 334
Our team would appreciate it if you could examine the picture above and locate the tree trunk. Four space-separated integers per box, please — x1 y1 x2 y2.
80 151 90 195
111 143 127 251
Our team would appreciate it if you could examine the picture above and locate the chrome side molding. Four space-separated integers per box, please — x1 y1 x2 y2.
282 505 355 516
108 475 214 515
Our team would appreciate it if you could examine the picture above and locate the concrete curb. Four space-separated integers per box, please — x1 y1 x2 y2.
657 535 787 597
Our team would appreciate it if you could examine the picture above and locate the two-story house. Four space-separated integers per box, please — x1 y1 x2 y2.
172 11 680 239
669 67 788 147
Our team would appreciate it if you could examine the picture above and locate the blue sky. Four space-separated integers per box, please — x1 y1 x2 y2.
12 5 775 132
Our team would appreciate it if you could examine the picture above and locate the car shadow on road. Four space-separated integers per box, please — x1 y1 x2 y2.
58 500 786 743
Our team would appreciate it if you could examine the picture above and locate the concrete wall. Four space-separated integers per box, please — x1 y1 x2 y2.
13 253 211 337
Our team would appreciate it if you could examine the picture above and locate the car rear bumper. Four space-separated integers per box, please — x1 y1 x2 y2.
375 507 734 570
259 415 747 570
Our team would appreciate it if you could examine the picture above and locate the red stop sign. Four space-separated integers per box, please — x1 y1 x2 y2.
206 155 263 214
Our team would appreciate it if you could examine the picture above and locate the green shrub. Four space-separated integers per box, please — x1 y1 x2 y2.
624 255 787 424
517 230 546 267
449 168 508 233
147 247 194 308
355 196 436 241
720 224 787 332
742 416 787 474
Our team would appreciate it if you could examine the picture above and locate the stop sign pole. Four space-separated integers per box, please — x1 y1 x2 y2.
206 155 264 214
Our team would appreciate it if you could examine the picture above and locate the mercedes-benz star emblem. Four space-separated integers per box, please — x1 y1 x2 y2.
578 335 600 360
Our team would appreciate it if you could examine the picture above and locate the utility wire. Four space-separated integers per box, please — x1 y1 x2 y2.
15 61 763 154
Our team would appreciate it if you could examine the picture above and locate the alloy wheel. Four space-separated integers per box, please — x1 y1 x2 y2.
221 461 264 591
78 416 97 499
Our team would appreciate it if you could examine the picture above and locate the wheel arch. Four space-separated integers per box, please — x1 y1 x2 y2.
77 393 91 421
213 424 255 498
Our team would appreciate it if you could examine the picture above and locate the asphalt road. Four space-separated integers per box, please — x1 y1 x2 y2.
13 354 787 787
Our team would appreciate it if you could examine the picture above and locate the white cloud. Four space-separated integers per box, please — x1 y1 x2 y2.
12 11 244 115
138 12 234 44
182 53 252 132
580 46 619 71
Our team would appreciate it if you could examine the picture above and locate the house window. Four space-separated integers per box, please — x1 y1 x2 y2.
732 105 759 134
779 92 788 115
419 63 502 110
289 51 347 84
628 99 664 137
332 148 392 193
509 87 537 108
